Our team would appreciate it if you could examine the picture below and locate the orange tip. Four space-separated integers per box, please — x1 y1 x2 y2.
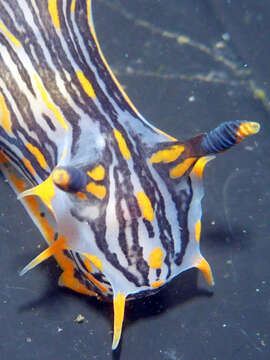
196 256 215 286
112 292 126 350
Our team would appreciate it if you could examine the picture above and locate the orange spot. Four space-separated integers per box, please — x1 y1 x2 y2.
148 248 164 269
83 253 103 271
0 150 9 164
150 144 185 164
26 142 47 169
48 0 60 29
76 192 87 200
76 71 96 98
136 191 154 221
71 0 76 13
195 220 201 242
151 280 164 288
170 157 196 179
0 91 12 133
0 22 21 47
113 129 131 160
9 173 26 192
22 157 36 176
87 165 105 181
86 182 106 199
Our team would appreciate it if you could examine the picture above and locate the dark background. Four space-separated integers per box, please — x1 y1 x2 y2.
0 1 269 359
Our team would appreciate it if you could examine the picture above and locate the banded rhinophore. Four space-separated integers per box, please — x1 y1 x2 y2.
0 0 260 350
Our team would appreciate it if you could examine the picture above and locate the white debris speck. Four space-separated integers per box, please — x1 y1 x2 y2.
244 145 254 151
222 32 231 41
74 314 85 324
215 41 225 48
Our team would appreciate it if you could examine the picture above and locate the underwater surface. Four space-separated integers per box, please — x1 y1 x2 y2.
0 0 269 359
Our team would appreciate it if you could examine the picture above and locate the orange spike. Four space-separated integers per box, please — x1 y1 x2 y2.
190 155 215 179
112 292 126 350
196 256 215 286
20 236 66 276
18 176 55 213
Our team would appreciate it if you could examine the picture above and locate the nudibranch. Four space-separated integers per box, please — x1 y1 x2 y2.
0 0 260 350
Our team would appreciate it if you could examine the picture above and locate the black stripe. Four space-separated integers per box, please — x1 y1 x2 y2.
174 176 193 266
91 216 141 287
0 141 36 185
